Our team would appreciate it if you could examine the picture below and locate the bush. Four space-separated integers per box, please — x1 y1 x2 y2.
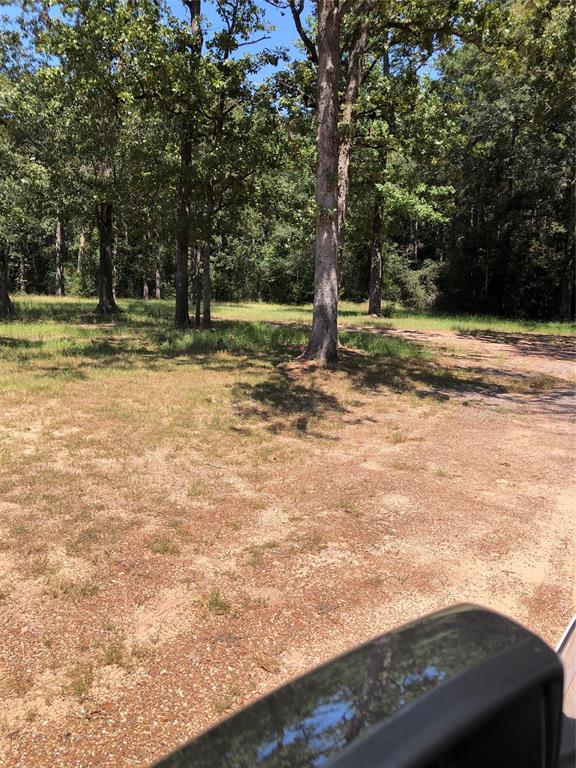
383 250 440 312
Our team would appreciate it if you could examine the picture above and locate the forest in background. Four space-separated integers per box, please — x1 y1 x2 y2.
0 0 574 333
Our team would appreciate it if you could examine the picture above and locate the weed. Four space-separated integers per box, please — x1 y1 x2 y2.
68 663 94 699
213 684 243 715
131 641 152 662
55 579 100 600
298 531 327 554
28 554 54 579
102 638 130 668
145 535 180 556
340 504 362 518
206 590 231 615
65 527 100 556
391 461 418 471
3 667 34 697
247 540 279 566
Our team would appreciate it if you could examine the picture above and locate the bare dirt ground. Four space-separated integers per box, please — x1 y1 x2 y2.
1 326 575 767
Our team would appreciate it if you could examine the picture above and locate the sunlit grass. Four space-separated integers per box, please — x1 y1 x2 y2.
4 294 574 336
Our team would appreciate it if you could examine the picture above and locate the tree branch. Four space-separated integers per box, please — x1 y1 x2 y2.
288 0 318 64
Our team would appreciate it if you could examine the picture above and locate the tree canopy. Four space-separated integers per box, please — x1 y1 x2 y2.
0 0 573 334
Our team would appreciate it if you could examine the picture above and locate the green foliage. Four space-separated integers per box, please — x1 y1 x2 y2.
0 0 572 321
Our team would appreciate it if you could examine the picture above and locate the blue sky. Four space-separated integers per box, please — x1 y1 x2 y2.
195 1 310 78
2 0 311 77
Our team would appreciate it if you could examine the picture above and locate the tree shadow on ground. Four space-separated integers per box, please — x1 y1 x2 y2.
232 373 348 438
339 351 512 400
4 308 572 422
458 329 575 362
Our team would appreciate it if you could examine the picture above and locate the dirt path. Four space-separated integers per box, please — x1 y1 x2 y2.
0 326 574 767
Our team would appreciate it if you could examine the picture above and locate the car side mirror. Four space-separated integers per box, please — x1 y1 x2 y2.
154 605 565 768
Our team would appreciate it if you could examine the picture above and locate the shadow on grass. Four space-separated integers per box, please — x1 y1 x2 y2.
232 373 347 437
458 329 576 363
339 351 510 400
4 305 571 421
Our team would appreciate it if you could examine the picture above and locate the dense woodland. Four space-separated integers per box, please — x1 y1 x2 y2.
0 0 574 359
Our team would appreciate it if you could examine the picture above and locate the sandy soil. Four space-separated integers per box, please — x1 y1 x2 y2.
1 326 575 767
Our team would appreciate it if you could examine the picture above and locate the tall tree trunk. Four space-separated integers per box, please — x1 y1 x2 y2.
0 250 15 320
96 200 118 313
560 174 576 321
55 219 66 297
77 228 85 275
368 194 383 316
155 255 161 300
95 158 118 314
337 14 368 236
367 48 391 317
174 132 192 328
192 245 201 326
302 0 340 363
174 0 201 329
202 191 213 329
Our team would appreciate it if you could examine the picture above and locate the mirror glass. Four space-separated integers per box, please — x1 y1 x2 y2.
156 608 527 768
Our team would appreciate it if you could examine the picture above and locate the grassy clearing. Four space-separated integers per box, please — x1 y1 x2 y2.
0 294 573 762
0 295 431 397
2 295 571 399
4 294 574 335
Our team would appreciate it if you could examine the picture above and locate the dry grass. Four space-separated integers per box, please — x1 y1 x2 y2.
0 296 574 767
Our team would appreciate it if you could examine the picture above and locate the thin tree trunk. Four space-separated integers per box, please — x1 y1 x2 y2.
77 228 85 274
96 201 118 313
55 220 66 296
174 132 192 328
174 0 201 329
202 190 213 329
368 195 383 316
302 0 340 363
0 251 15 320
367 48 391 318
192 245 201 326
95 158 118 314
18 252 25 293
155 255 161 300
337 14 368 235
560 174 576 321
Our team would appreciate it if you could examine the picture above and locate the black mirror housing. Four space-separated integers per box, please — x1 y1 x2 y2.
154 606 564 768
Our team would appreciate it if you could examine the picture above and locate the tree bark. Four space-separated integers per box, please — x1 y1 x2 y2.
0 251 15 320
174 0 201 329
77 228 85 275
174 132 192 328
96 199 118 313
192 245 201 326
155 255 161 300
337 14 368 235
302 0 341 363
560 174 575 321
55 219 66 296
95 157 118 314
368 194 383 316
202 193 213 329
